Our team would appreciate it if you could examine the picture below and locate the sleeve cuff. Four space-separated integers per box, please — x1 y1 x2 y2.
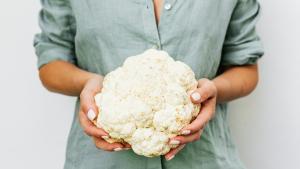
221 40 264 66
37 48 76 69
221 54 262 66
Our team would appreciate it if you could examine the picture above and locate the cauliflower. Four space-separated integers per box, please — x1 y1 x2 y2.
94 49 200 157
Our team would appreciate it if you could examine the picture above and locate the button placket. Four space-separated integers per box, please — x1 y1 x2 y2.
142 0 161 49
156 0 177 50
143 0 177 50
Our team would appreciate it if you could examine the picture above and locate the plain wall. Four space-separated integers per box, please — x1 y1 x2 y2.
0 0 299 169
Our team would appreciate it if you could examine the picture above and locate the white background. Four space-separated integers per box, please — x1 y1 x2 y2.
0 0 299 169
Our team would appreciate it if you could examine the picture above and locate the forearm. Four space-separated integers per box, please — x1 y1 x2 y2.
212 64 259 103
38 60 102 96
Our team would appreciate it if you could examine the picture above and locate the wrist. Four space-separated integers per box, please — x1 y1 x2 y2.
212 76 231 103
75 72 103 95
87 73 103 83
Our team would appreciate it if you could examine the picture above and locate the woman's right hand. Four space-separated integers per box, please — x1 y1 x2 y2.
79 75 129 151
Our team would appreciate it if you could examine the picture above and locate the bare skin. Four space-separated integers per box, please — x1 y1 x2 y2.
38 0 260 161
153 0 164 25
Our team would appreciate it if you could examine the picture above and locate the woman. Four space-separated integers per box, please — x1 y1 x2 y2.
34 0 264 168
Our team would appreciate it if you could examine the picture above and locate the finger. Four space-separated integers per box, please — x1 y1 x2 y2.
165 144 186 161
170 129 204 145
190 80 216 104
79 84 106 137
122 143 132 149
79 110 108 137
181 98 216 135
93 137 125 152
197 78 210 87
80 90 99 121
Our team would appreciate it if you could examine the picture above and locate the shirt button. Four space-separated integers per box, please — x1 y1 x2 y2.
164 3 172 10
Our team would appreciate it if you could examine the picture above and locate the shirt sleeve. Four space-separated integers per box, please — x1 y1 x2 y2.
221 0 264 66
33 0 76 69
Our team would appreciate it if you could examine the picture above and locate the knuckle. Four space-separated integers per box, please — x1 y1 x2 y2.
193 137 199 142
207 110 215 120
211 83 217 91
80 102 94 114
98 146 112 151
198 78 209 83
193 133 200 141
83 127 95 136
79 90 88 100
80 91 93 102
78 113 83 123
202 92 209 100
79 118 86 128
79 91 84 99
104 145 114 152
83 129 91 136
202 122 208 128
94 142 102 149
211 111 216 118
207 80 214 86
94 140 107 150
210 86 217 95
79 110 85 119
177 136 185 142
208 113 214 121
79 102 88 112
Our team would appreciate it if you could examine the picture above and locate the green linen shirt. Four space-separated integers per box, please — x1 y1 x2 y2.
34 0 264 169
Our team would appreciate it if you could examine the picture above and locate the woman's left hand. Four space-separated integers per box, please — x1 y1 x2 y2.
165 78 218 161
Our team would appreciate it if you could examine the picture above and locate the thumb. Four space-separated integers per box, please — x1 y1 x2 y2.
190 81 216 104
80 89 99 122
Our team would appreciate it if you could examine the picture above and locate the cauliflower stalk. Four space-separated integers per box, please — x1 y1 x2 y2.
94 49 200 157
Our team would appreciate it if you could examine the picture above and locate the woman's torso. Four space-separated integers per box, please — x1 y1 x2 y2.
72 0 236 78
65 0 246 169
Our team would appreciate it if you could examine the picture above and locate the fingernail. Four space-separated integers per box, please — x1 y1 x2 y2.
87 109 96 121
191 92 201 101
169 140 180 145
101 135 109 140
113 147 123 151
124 148 131 150
181 130 191 135
166 155 175 161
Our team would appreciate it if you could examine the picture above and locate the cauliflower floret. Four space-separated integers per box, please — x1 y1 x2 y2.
95 49 200 157
131 128 170 157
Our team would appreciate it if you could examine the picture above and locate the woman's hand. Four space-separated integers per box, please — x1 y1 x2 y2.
165 78 217 160
79 75 130 151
